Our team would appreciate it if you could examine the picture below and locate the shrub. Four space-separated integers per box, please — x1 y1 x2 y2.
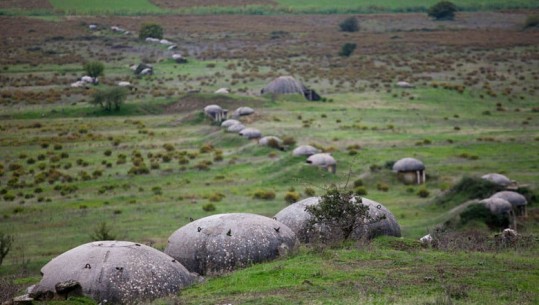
202 203 216 212
90 222 116 241
304 187 316 196
377 183 389 192
139 23 163 39
83 61 104 78
282 136 296 146
428 1 457 20
339 43 356 57
253 190 276 200
459 204 509 230
354 186 367 196
208 192 225 202
524 15 539 29
353 179 363 187
0 232 14 267
417 188 430 198
90 87 128 111
305 188 369 242
284 191 301 204
435 176 504 207
339 16 359 32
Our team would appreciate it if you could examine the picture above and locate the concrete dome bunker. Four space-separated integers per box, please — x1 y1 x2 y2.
274 197 401 243
32 241 197 304
165 213 299 275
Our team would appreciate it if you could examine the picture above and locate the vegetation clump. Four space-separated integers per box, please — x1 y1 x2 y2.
90 221 116 241
284 191 301 204
339 43 357 57
90 87 128 111
253 190 276 200
305 188 369 242
339 16 359 32
0 232 14 267
83 61 104 78
435 176 504 207
524 15 539 29
139 23 163 39
428 1 457 20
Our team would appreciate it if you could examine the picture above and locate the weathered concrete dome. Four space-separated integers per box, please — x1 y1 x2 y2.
292 145 320 157
490 191 527 207
481 173 511 187
221 119 240 128
306 153 336 173
165 213 299 275
204 104 222 116
227 123 245 133
215 88 230 94
259 136 283 147
234 107 254 117
32 241 196 304
274 197 401 243
392 158 425 172
239 127 262 139
480 197 513 215
261 76 306 96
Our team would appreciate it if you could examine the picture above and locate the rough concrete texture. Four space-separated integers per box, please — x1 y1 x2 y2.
165 213 299 275
32 241 196 304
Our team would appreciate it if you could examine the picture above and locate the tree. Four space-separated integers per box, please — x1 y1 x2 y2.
90 87 128 111
139 23 163 39
339 16 359 32
0 232 14 267
83 61 104 78
427 1 458 20
339 43 357 57
305 188 370 242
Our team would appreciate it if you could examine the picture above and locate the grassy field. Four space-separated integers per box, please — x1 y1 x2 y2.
1 0 539 15
0 4 538 305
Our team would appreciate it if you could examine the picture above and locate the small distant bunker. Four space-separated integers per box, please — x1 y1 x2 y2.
234 107 255 117
239 127 262 139
392 157 426 184
491 191 527 216
274 197 401 243
481 173 512 187
306 153 336 173
203 104 228 122
227 123 245 133
164 213 299 275
480 197 513 215
221 119 240 128
261 76 321 101
31 241 196 304
292 145 320 157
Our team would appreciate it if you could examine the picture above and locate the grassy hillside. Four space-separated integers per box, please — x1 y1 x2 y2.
0 7 538 305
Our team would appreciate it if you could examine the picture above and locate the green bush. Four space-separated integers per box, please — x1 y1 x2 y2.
524 15 539 29
202 203 216 212
253 190 276 200
428 1 457 20
305 188 369 241
90 222 116 241
339 16 359 32
83 61 104 78
354 186 367 196
139 23 163 39
304 187 316 196
339 43 357 57
90 87 128 111
435 176 504 207
0 232 14 267
417 188 430 198
459 204 509 230
284 191 301 204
